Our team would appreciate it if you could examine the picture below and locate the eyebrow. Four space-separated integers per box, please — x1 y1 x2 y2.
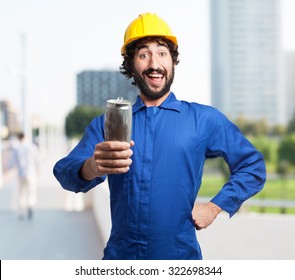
136 42 169 51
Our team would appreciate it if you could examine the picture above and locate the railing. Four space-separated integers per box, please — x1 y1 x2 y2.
196 196 295 213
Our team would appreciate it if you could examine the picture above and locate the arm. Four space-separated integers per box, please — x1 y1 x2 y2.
205 110 266 217
53 116 133 193
192 109 266 227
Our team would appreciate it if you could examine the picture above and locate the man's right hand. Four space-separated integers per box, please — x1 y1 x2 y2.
80 141 134 181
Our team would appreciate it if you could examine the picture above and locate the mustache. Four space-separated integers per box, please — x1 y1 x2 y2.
143 68 167 76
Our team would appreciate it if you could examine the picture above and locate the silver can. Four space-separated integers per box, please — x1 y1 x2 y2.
104 97 132 142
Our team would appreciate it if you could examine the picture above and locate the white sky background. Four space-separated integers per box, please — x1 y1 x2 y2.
0 0 294 126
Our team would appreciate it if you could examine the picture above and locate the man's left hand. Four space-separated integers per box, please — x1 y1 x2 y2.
192 202 222 230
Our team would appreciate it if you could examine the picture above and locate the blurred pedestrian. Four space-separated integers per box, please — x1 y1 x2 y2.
12 132 38 219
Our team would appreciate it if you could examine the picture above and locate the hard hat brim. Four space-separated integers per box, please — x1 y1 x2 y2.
121 35 178 55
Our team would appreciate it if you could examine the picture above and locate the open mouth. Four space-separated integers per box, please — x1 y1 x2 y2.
146 72 164 81
143 69 166 86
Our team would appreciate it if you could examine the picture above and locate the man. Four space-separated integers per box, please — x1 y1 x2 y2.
12 132 38 219
53 13 266 259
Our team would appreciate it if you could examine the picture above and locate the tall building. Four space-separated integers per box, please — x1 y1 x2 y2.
284 51 295 123
77 70 137 108
210 0 284 125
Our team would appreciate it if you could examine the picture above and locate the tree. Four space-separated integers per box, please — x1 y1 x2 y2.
287 111 295 133
276 134 295 214
235 117 269 136
278 133 295 167
65 105 105 138
250 136 277 163
217 158 230 183
271 124 286 137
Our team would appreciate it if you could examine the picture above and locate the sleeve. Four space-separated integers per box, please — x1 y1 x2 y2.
205 109 266 217
53 115 106 193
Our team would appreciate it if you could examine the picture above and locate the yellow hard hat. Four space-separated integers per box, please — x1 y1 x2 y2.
121 12 178 55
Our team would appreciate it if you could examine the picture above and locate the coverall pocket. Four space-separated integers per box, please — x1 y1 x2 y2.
177 227 202 260
147 233 178 260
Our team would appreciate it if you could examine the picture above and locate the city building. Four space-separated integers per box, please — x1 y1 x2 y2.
210 0 284 125
284 51 295 123
0 100 20 138
77 70 137 108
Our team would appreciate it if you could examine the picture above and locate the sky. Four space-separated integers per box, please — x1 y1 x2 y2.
0 0 295 127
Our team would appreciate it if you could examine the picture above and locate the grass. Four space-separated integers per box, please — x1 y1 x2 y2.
246 206 295 215
199 174 295 214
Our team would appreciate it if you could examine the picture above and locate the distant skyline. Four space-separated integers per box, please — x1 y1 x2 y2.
0 0 294 127
211 0 284 125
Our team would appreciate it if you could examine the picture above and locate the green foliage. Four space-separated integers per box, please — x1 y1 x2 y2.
271 124 286 137
235 116 269 136
277 160 290 177
234 116 288 137
65 105 105 138
217 158 230 182
199 174 295 201
249 136 278 163
287 112 295 133
277 133 295 167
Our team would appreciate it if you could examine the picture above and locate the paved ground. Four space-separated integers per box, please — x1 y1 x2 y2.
197 211 295 260
0 148 104 260
0 145 294 260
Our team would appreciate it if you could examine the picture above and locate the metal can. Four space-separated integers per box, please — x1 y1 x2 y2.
104 97 132 142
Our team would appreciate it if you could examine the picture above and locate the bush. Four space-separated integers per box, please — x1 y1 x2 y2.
65 105 105 138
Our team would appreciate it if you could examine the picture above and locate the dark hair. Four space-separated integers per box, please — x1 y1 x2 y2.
120 36 179 85
17 132 25 140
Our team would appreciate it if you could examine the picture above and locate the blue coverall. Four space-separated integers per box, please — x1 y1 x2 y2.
53 92 266 259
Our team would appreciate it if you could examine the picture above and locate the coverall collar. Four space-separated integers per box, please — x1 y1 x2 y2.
132 92 181 114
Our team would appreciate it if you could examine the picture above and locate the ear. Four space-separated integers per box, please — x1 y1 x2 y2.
130 65 135 77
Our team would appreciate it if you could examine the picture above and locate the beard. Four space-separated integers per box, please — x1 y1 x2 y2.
133 67 175 100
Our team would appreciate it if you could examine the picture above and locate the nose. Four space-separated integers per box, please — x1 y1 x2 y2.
149 54 160 70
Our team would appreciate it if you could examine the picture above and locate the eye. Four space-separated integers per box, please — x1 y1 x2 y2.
139 53 150 59
158 51 166 57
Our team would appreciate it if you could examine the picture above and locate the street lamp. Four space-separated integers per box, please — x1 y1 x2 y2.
20 32 32 142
